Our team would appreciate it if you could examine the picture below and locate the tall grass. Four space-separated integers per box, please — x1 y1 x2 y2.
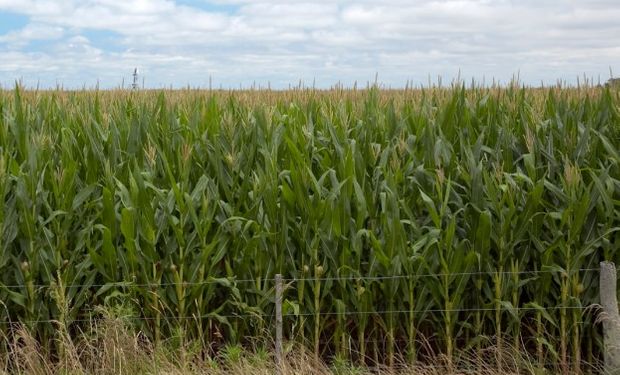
0 314 566 375
0 83 618 370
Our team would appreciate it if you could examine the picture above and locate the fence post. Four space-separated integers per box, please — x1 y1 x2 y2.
275 274 283 373
600 261 620 373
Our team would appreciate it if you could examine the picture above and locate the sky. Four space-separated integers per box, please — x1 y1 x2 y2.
0 0 619 89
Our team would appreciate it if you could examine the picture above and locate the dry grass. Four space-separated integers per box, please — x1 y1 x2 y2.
0 314 602 375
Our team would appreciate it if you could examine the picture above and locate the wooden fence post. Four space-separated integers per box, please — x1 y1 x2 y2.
600 261 620 373
275 274 283 373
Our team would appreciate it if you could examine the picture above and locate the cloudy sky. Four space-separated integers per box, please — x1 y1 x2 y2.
0 0 619 89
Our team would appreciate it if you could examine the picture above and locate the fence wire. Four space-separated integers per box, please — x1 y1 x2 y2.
8 305 594 326
285 268 601 282
0 268 601 290
0 267 606 331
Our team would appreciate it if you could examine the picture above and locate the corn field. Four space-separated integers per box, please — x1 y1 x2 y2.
0 84 619 370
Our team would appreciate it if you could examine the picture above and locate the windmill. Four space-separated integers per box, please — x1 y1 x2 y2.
607 77 620 88
132 68 139 90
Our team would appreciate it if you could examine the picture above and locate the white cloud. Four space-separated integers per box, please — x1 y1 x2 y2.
0 22 63 47
0 0 619 88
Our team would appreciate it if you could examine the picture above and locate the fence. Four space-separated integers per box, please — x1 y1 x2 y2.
600 261 620 373
1 263 619 373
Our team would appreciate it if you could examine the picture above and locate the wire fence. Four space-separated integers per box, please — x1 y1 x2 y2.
12 305 596 326
0 268 601 290
0 264 615 371
0 267 603 326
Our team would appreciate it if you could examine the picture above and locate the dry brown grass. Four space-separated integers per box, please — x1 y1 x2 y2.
0 315 602 375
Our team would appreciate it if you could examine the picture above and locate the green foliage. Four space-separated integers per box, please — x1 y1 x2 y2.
0 85 618 370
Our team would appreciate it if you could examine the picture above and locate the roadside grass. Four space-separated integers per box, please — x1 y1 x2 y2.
0 312 601 375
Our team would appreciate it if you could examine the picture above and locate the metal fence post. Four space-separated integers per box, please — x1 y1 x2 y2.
600 261 620 373
275 274 283 373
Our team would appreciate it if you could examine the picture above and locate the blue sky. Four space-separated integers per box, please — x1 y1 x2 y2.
0 0 619 89
0 11 27 34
